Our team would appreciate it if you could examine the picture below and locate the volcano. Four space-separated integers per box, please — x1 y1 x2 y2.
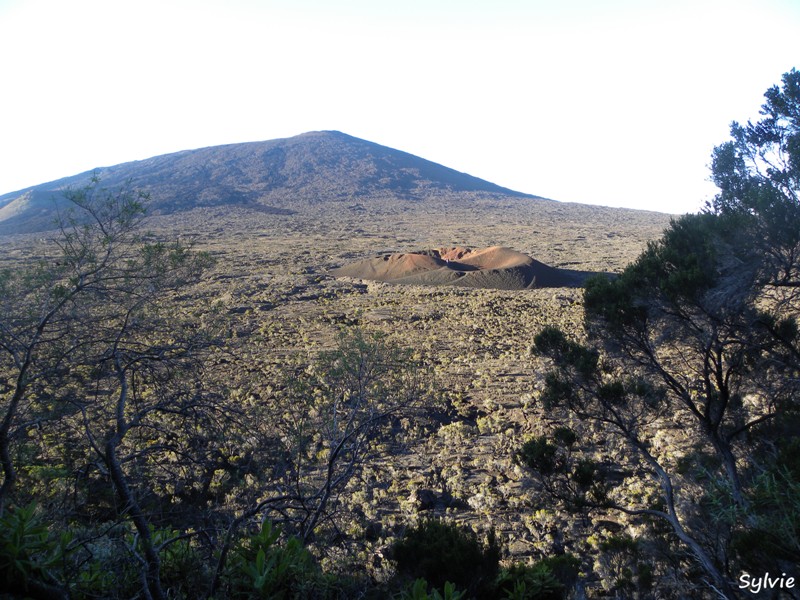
331 246 599 290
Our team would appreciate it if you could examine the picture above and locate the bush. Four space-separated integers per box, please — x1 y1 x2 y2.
0 503 69 599
496 554 579 600
396 578 465 600
393 519 500 598
496 563 562 600
227 520 325 599
517 436 559 475
149 527 208 598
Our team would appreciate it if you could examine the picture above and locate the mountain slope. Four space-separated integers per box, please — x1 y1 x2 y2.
0 131 538 234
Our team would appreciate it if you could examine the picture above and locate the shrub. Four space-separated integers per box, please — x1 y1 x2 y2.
226 520 324 599
0 503 69 599
396 578 466 600
517 436 559 475
496 554 579 600
496 563 562 600
393 519 500 598
150 527 208 598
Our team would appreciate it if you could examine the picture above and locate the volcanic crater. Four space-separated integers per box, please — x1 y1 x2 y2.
330 246 602 290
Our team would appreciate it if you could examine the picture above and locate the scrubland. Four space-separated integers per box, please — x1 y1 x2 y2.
0 192 677 597
145 198 670 571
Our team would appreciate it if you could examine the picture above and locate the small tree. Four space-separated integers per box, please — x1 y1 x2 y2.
0 178 217 599
0 179 146 506
272 329 430 543
208 329 431 597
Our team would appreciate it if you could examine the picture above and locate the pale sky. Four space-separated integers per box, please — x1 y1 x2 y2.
0 0 798 214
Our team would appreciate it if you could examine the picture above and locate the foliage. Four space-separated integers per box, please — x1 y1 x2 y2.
729 458 800 573
145 527 208 599
392 519 500 599
396 578 465 600
0 503 69 599
710 68 800 256
226 520 326 599
591 535 654 597
517 436 559 475
0 178 222 599
524 69 800 597
496 554 579 600
267 328 430 542
516 426 610 510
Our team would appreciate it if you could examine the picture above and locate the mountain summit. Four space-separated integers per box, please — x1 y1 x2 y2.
0 131 537 234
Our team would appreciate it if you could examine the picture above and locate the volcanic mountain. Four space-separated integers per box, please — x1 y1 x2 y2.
331 246 599 290
0 131 538 234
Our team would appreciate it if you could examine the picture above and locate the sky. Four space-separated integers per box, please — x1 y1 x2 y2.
0 0 798 215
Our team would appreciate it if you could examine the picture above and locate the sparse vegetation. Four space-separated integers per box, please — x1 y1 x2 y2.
0 71 796 598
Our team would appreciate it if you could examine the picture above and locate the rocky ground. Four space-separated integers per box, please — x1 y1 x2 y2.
0 193 673 583
140 197 671 568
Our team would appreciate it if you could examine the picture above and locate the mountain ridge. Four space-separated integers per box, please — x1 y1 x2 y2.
0 131 541 234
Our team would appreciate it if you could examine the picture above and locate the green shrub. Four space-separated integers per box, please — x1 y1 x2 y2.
393 519 500 598
731 464 800 572
396 578 465 600
0 503 69 598
496 554 579 600
594 535 652 595
537 554 580 590
150 527 208 598
551 427 577 448
517 437 559 475
497 563 562 600
227 520 324 599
